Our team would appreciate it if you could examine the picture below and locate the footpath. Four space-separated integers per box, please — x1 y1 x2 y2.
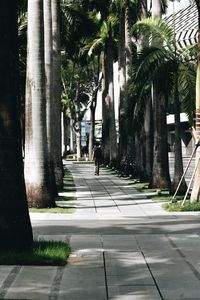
1 161 200 299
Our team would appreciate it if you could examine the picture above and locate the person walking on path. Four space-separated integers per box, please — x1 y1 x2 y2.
92 143 102 175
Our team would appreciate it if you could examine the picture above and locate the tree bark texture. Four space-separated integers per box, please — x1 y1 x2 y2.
25 0 55 208
118 5 127 162
0 1 33 249
191 28 200 202
150 0 171 189
171 73 187 194
44 0 57 196
52 0 63 188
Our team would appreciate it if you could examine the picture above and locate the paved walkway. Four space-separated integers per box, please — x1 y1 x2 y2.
1 162 200 299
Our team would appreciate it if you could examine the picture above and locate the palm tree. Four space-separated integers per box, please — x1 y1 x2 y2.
149 0 171 189
25 0 55 207
88 56 102 160
137 0 153 181
90 17 118 165
0 1 33 249
118 0 127 163
134 17 196 192
191 0 200 202
44 0 58 195
52 0 63 188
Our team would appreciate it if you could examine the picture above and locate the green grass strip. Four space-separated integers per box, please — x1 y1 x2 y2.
0 241 70 266
29 207 75 213
163 202 200 212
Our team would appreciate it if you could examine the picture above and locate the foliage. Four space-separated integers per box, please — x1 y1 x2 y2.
29 207 75 213
132 17 196 126
0 241 70 266
164 201 200 211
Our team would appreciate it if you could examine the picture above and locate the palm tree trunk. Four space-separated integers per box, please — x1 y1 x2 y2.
73 83 82 160
138 0 153 180
125 0 132 85
125 0 134 160
144 96 153 179
88 60 101 161
150 0 171 189
25 0 55 207
44 0 57 196
0 1 33 250
107 36 117 165
171 73 187 194
191 24 200 201
89 106 95 160
102 52 110 165
118 5 127 163
52 0 63 188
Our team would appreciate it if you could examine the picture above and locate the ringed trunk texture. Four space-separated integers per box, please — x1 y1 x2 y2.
118 6 127 162
191 30 200 202
102 53 110 165
150 0 171 189
25 0 55 208
52 0 63 188
89 106 95 160
171 75 187 194
107 38 117 165
44 0 57 196
0 1 33 250
151 91 171 189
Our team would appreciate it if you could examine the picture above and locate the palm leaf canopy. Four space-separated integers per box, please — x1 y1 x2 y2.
133 17 196 123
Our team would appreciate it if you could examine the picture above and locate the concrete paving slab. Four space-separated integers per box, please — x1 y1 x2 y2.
102 235 139 251
0 266 14 286
69 235 102 251
143 252 200 299
4 266 57 300
58 252 106 300
58 286 107 300
105 252 154 286
108 285 161 299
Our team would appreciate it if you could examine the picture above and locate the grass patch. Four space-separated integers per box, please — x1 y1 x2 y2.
131 182 157 193
30 167 76 214
163 201 200 212
0 241 70 266
29 207 75 213
149 194 185 201
56 195 76 202
62 186 76 192
73 161 93 164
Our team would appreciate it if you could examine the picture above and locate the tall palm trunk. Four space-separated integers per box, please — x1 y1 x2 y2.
138 0 153 180
125 0 133 158
0 1 33 249
125 0 132 85
44 0 57 196
74 85 82 160
144 95 153 179
150 0 171 189
25 0 55 208
88 59 101 160
118 5 127 162
89 103 96 160
88 85 99 160
102 52 110 165
171 72 187 194
107 35 117 164
52 0 63 188
191 3 200 201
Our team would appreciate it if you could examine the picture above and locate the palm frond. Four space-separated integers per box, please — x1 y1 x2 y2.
88 38 104 56
179 62 196 124
134 46 170 83
133 17 174 47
